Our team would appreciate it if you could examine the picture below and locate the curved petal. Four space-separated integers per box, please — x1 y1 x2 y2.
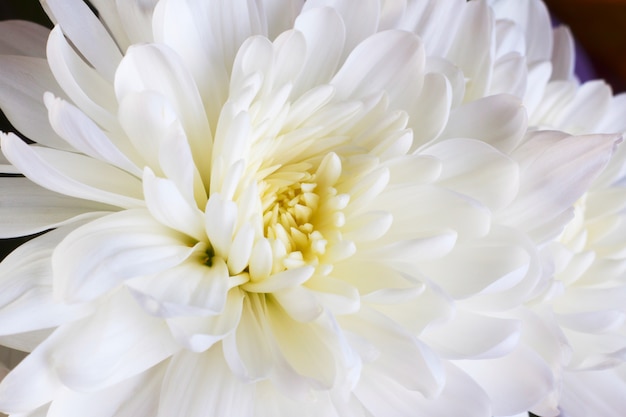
46 26 120 133
331 30 425 111
0 177 113 238
50 290 179 391
115 43 213 185
0 20 49 57
0 56 69 149
127 257 230 318
340 307 445 397
166 288 244 352
424 138 520 210
143 168 205 241
303 0 380 63
292 7 345 95
52 209 199 302
1 133 144 209
44 94 140 176
47 363 165 417
502 131 619 242
439 94 527 154
43 0 123 81
158 345 254 417
455 345 555 416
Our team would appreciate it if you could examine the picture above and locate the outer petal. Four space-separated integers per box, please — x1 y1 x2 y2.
115 43 213 185
0 56 68 149
43 0 123 81
52 209 200 302
0 21 49 57
158 345 254 417
49 290 179 391
0 223 97 335
47 363 165 417
0 178 112 238
1 133 144 209
46 26 120 134
501 131 620 242
44 94 140 176
331 30 424 111
127 257 230 318
438 94 527 154
424 138 520 210
455 345 555 416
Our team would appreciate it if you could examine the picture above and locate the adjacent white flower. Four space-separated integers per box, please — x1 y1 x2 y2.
0 1 619 416
489 0 626 415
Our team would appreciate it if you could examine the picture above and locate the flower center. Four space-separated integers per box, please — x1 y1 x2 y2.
259 154 348 273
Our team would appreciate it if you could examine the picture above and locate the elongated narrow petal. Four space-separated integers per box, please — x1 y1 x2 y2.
0 178 112 238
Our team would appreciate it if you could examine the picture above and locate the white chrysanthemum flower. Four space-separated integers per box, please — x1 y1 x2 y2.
489 0 626 415
0 1 618 416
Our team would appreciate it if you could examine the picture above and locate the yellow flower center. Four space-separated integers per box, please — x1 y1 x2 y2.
259 154 348 273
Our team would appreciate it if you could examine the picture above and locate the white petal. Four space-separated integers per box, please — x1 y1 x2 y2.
0 56 68 149
340 307 445 396
254 381 339 417
0 225 97 335
243 266 314 293
115 43 213 184
115 0 159 45
51 290 178 391
490 52 527 98
0 20 48 57
374 184 491 241
143 168 205 241
52 209 198 302
204 193 237 258
152 0 229 130
267 304 349 389
356 362 491 417
554 81 613 134
423 311 521 359
560 367 626 417
47 364 165 417
0 340 61 413
127 257 230 318
0 177 112 238
331 30 424 109
292 7 345 95
43 0 123 81
166 288 244 352
551 26 575 81
2 134 143 209
227 223 255 275
420 229 531 299
456 345 555 416
444 0 494 100
158 345 254 417
503 131 619 242
439 94 527 154
424 138 520 210
491 0 553 65
222 294 273 381
46 26 120 132
44 93 140 176
303 0 379 61
409 72 452 150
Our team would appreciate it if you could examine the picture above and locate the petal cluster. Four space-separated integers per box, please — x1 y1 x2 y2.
0 1 623 417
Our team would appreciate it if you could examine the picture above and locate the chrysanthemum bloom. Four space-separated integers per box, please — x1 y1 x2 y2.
488 0 626 415
0 1 618 416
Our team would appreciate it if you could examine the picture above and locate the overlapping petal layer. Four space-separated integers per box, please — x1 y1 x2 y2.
0 1 623 417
